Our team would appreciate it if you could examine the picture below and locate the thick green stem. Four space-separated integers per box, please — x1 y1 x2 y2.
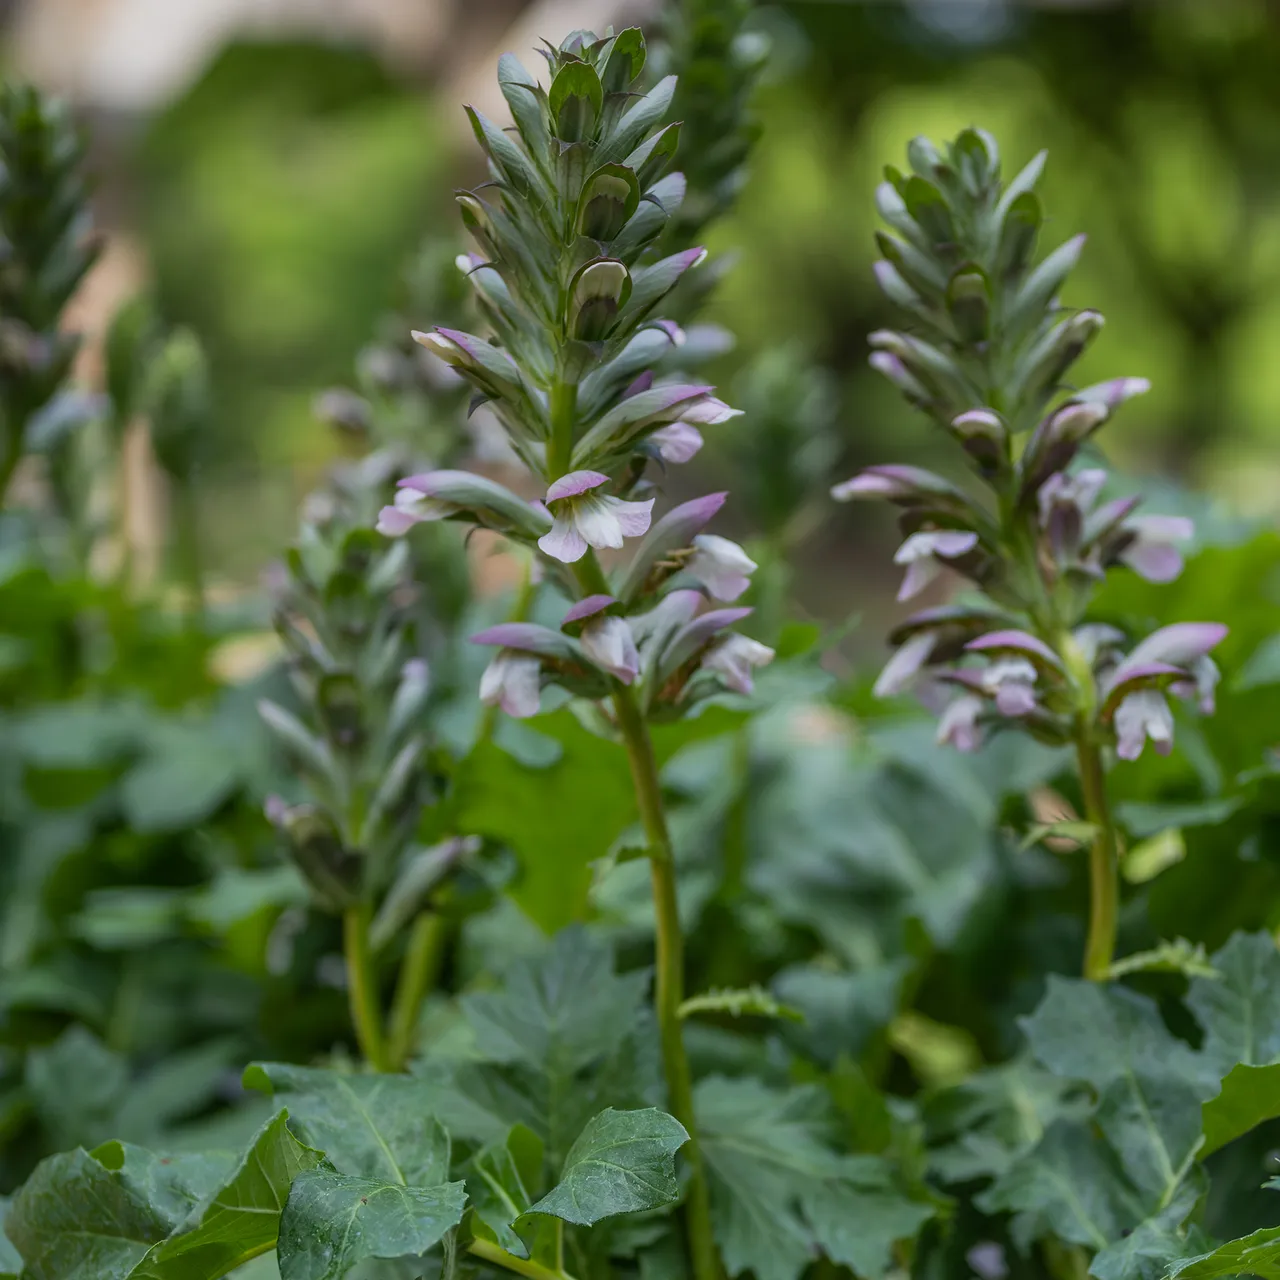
468 1237 575 1280
386 911 446 1070
547 377 578 479
1076 735 1120 981
343 904 391 1071
611 682 721 1280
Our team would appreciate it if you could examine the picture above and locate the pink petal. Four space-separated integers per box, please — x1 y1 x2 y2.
546 470 610 503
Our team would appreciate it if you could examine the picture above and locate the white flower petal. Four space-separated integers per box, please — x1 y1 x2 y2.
538 515 588 563
607 496 655 539
580 616 640 684
688 534 757 602
574 498 625 550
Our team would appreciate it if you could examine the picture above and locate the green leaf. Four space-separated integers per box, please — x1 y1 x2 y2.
465 1126 542 1258
453 710 636 930
442 928 658 1169
1 1196 25 1276
1169 1226 1280 1280
1021 978 1206 1208
243 1065 452 1187
277 1170 466 1280
1188 932 1280 1074
978 1121 1137 1253
4 1137 238 1280
1200 1063 1280 1159
119 720 242 832
524 1108 686 1226
1234 633 1280 690
128 1111 326 1279
696 1076 933 1280
923 1058 1092 1185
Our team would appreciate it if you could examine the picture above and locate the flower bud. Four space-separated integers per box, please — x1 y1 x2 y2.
570 259 632 341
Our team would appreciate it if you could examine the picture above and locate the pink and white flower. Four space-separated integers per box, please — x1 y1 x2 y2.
893 530 979 601
537 471 654 564
702 633 775 694
478 652 542 719
687 534 757 601
579 616 640 684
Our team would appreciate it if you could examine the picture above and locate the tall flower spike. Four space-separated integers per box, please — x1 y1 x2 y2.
838 129 1227 981
370 38 767 1280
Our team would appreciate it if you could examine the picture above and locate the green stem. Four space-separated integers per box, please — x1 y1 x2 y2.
611 681 721 1280
172 473 205 626
0 429 22 510
468 1237 575 1280
386 911 446 1070
547 377 578 479
343 904 391 1071
1076 734 1120 981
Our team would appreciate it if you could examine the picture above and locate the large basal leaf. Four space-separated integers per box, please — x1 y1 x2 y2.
1189 933 1280 1074
1168 1226 1280 1280
128 1110 326 1279
1200 1062 1280 1159
243 1064 451 1186
923 1058 1092 1185
978 1121 1139 1254
524 1107 686 1226
1021 978 1208 1208
430 927 659 1171
696 1076 934 1280
1189 932 1280 1156
4 1127 265 1280
276 1169 466 1280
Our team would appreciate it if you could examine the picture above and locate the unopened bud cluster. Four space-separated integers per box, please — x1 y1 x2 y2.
260 461 475 928
836 130 1225 760
377 29 772 720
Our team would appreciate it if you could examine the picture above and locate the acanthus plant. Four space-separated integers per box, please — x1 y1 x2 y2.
377 29 778 1280
834 129 1227 981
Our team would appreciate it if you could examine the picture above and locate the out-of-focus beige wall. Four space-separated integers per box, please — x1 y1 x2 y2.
8 0 657 118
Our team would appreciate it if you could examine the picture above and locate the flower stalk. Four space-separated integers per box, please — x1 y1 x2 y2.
343 904 391 1072
1076 736 1120 980
612 682 719 1280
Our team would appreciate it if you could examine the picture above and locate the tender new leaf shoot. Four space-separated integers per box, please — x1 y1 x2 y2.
465 1125 543 1258
523 1107 688 1226
1103 938 1216 980
678 985 802 1022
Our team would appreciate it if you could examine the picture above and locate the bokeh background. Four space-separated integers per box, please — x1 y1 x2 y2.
7 0 1280 1215
9 0 1280 631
